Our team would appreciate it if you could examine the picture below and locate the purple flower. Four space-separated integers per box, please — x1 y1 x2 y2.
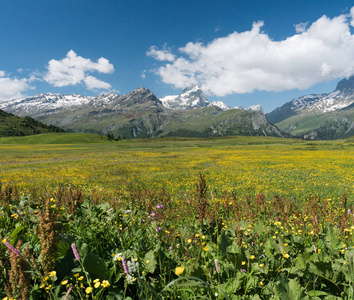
71 244 80 261
214 259 220 274
122 257 129 274
3 241 21 257
156 227 162 232
156 204 164 209
151 211 156 217
348 209 351 215
65 285 73 300
241 269 247 273
169 246 172 250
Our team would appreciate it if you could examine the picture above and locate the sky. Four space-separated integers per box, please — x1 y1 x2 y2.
1 0 354 112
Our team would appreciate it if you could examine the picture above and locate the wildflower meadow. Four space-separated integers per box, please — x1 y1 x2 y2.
0 135 353 299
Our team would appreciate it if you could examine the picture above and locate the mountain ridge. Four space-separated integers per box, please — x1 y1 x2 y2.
0 87 286 139
266 76 354 139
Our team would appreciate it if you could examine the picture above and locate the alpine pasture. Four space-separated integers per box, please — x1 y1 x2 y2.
0 134 353 299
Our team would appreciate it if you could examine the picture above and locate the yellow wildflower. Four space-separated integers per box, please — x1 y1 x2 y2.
49 271 56 277
85 287 92 294
102 280 110 288
175 266 185 276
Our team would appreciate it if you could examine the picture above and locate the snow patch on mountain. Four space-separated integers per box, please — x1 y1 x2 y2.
246 104 264 113
160 84 259 112
0 93 122 116
160 84 210 109
209 101 231 111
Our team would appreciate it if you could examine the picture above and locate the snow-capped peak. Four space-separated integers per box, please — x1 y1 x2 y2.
209 101 231 111
159 84 209 110
246 104 264 113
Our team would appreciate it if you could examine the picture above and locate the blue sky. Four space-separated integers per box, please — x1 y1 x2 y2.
1 0 354 112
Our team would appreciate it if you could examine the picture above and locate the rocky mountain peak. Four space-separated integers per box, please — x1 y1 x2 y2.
159 84 210 110
116 87 163 108
335 76 354 93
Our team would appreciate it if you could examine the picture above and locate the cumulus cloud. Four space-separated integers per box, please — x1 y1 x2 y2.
44 50 114 90
84 76 112 90
148 8 354 97
294 22 308 33
0 71 33 101
146 45 175 62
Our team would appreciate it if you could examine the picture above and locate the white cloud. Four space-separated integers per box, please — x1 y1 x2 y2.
0 73 33 101
351 7 354 27
294 22 308 33
84 76 112 90
149 8 354 97
44 50 114 90
146 45 175 62
141 70 146 79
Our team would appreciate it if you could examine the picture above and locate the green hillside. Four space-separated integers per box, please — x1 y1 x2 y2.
276 105 354 139
0 109 64 137
0 132 111 144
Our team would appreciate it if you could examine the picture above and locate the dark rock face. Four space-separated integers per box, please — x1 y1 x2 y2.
335 76 354 93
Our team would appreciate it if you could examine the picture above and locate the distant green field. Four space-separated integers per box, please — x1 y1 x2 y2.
0 133 352 201
0 132 110 144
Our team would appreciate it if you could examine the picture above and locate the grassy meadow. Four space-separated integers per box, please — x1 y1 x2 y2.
0 133 354 299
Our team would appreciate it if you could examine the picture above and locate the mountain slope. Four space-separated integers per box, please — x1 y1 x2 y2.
0 109 65 137
266 76 354 139
0 87 286 139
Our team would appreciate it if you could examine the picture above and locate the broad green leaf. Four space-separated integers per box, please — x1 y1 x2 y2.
144 250 157 274
218 230 229 256
274 274 309 300
83 254 108 280
307 290 331 297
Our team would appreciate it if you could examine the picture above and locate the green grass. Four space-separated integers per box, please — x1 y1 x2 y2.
0 133 111 144
0 134 353 299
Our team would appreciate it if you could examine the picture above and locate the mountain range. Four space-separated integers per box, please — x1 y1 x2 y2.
266 76 354 139
0 85 285 139
1 78 353 140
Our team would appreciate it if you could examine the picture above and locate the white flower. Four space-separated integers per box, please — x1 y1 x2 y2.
126 274 136 284
127 258 139 273
113 253 123 261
